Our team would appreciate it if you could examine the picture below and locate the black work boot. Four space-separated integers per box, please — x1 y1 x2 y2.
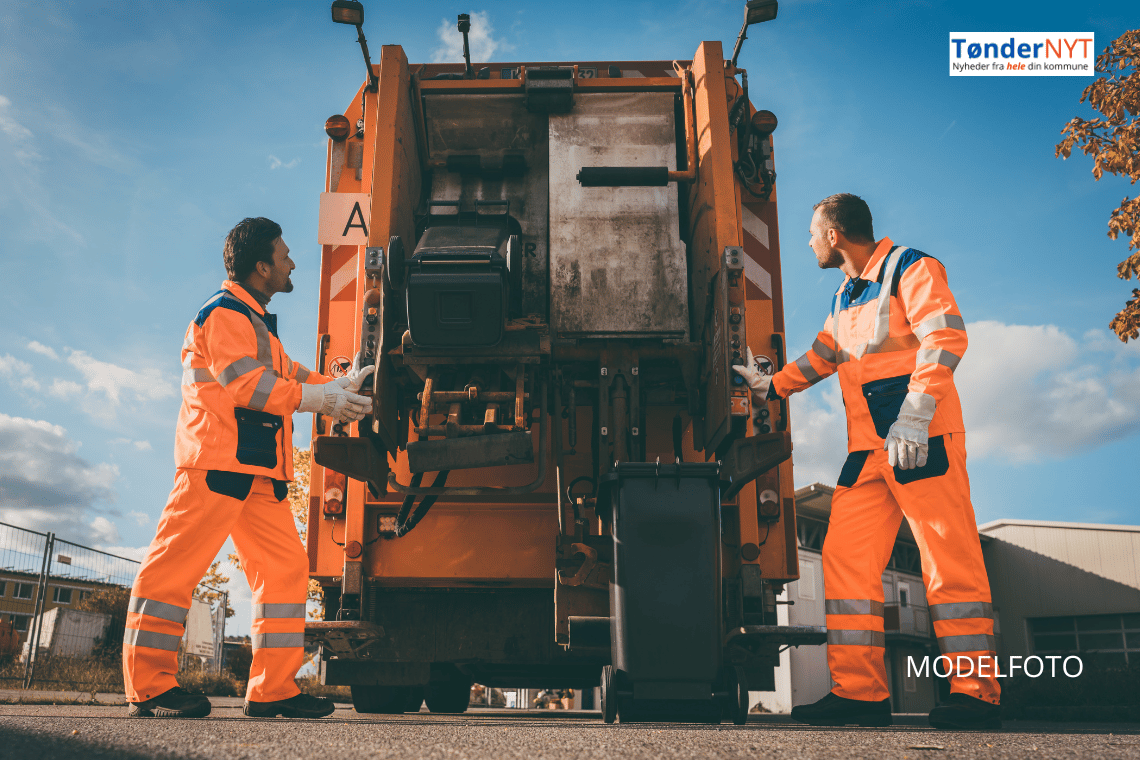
128 687 212 718
244 692 336 718
790 691 892 727
929 692 1001 730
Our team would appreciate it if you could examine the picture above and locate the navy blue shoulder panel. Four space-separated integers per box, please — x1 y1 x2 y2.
891 249 943 296
194 291 253 328
192 291 278 338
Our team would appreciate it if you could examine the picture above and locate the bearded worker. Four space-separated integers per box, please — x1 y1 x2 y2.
124 217 373 719
734 193 1000 730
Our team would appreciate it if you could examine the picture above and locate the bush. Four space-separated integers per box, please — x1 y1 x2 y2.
296 674 350 701
177 669 243 697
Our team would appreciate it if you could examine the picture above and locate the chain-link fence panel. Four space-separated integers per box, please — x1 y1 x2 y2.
0 521 229 691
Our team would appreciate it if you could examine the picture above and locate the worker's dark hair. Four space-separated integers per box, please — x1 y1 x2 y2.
813 193 874 244
224 217 282 282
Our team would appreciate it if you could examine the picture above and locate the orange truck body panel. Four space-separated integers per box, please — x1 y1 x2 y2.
308 38 800 694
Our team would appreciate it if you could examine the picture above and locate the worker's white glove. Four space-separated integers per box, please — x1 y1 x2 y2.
884 392 936 470
334 354 375 394
298 381 373 423
732 347 778 400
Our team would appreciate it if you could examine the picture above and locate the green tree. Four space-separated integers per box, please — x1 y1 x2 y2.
1056 30 1140 342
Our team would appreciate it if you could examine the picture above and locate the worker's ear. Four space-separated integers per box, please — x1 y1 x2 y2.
826 228 840 247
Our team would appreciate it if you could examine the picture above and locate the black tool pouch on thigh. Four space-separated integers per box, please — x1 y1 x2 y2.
234 407 282 469
862 374 911 439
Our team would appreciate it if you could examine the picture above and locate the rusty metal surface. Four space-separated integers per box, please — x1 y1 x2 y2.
305 620 385 659
548 92 689 340
423 94 550 316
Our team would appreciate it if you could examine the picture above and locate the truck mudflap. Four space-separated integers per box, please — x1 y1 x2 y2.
725 624 827 648
305 621 385 659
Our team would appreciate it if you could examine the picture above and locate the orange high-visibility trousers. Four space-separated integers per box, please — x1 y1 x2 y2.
123 468 308 704
824 432 1000 705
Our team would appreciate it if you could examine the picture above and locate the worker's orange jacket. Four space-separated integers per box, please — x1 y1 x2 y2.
175 281 332 480
771 238 966 451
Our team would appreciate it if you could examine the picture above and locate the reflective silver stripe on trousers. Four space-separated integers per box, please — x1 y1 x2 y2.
916 348 961 371
827 629 886 648
811 337 837 365
938 634 996 654
247 370 278 410
914 313 966 341
253 603 306 620
929 601 993 622
825 599 885 617
123 627 182 651
252 632 305 649
795 354 824 385
218 355 262 386
128 596 190 624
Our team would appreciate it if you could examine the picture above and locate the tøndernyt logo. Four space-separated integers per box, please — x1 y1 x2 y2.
949 33 1095 77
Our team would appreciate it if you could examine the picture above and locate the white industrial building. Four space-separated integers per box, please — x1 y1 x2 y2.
755 485 1140 713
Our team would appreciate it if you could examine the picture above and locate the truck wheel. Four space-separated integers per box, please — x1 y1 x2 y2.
424 673 473 714
350 685 422 714
403 686 425 713
600 665 617 724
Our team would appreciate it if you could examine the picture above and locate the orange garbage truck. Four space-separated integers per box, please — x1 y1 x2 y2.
304 0 823 722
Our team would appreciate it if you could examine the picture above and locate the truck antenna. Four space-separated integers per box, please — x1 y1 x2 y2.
458 14 474 78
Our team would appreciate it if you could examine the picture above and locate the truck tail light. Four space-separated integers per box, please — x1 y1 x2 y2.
323 470 347 518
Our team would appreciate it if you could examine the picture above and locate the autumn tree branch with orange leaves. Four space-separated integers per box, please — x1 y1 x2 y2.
1056 30 1140 342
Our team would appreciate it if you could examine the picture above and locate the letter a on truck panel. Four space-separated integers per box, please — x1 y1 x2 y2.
318 192 371 245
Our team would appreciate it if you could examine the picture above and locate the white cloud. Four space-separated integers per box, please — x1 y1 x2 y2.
0 413 120 545
95 544 148 562
956 321 1140 462
109 437 152 451
268 155 299 170
0 353 40 392
27 341 58 360
432 11 505 64
0 94 84 245
64 349 176 422
790 383 849 488
48 378 83 398
128 511 150 527
785 321 1140 485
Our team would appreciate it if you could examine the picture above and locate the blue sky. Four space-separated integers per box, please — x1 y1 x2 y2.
1 1 1138 635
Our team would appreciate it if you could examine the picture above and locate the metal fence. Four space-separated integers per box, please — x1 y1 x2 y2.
0 520 227 691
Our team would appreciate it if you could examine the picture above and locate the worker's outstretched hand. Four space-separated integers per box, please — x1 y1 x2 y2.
298 381 373 423
334 354 375 394
732 347 777 401
884 392 936 470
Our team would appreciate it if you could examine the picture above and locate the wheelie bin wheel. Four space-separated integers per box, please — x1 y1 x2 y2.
600 665 617 724
730 666 749 725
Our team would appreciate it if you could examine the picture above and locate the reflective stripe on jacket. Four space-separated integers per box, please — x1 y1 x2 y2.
771 238 967 452
174 280 331 478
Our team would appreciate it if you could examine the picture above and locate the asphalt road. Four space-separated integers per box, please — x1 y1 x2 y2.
1 703 1138 760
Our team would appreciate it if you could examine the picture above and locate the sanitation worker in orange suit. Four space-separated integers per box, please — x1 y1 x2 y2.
734 194 1001 731
124 217 373 719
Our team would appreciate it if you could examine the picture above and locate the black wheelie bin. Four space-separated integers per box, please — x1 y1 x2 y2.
599 461 748 724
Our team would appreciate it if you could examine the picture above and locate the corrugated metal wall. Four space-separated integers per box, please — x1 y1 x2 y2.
980 522 1140 657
